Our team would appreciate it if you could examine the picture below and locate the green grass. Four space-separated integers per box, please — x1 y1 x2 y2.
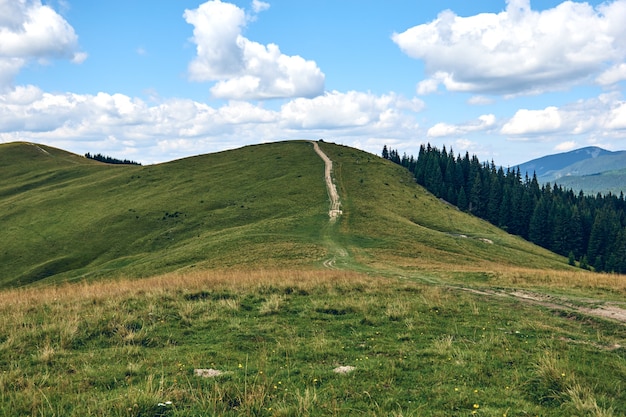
2 140 626 415
0 269 624 416
1 141 330 286
1 140 569 287
316 142 568 273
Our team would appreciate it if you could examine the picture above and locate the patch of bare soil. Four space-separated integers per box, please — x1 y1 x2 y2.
457 286 626 325
508 290 626 324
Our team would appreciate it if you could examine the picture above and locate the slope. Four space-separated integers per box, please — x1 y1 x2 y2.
515 146 616 179
316 142 567 273
0 140 568 287
515 146 626 194
1 141 330 286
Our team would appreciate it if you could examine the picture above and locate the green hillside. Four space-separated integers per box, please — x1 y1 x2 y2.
1 140 567 287
551 168 626 196
3 141 626 417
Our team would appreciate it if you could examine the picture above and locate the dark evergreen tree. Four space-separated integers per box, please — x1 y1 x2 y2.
529 195 552 248
457 187 468 211
385 142 626 273
382 145 389 160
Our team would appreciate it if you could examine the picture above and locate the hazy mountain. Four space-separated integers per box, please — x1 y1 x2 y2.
515 146 626 194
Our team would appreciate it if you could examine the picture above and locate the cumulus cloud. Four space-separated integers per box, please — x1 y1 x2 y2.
184 0 324 100
393 0 626 95
554 141 578 152
0 87 421 163
501 107 562 135
606 102 626 129
280 91 422 130
597 63 626 86
427 114 496 137
500 93 626 137
0 0 85 90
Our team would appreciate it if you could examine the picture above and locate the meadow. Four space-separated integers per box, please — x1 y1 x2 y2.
1 141 625 415
1 268 625 416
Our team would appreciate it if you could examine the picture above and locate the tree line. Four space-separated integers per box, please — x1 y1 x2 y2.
383 144 626 273
85 152 141 165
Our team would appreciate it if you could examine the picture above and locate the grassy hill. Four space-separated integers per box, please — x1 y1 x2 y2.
1 140 566 287
1 141 625 416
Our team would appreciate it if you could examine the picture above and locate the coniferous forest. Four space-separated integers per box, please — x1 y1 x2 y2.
383 144 626 273
85 152 141 165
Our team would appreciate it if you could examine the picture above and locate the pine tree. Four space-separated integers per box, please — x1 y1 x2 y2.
457 187 468 211
529 195 552 248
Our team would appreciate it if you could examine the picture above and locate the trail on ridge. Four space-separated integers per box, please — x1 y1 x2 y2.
312 141 342 220
311 141 626 327
312 141 347 270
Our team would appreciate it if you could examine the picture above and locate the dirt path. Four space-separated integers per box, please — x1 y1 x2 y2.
310 141 626 326
454 285 626 325
312 141 342 220
312 141 348 270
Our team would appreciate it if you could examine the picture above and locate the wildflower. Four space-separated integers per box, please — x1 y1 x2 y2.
238 363 243 368
473 403 480 409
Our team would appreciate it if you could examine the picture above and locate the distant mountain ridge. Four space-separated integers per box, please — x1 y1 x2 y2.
514 146 626 195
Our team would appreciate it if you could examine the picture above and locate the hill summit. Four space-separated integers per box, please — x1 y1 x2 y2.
0 140 566 287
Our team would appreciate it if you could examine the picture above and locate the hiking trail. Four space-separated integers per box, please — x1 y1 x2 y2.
312 141 342 220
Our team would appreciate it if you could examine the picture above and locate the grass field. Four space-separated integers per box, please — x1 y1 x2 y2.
1 140 625 415
0 268 624 416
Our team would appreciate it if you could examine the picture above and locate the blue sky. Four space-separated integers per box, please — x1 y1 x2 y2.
2 0 626 166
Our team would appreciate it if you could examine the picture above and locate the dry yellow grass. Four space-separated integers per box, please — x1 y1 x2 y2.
0 269 385 310
476 266 626 293
3 265 624 314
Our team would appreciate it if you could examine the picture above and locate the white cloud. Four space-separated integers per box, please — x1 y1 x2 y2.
393 0 626 95
501 106 562 135
0 87 422 163
597 63 626 86
500 94 626 137
0 0 84 89
427 114 496 137
606 102 626 129
467 95 495 105
184 0 324 100
280 90 421 130
554 141 578 152
251 0 270 13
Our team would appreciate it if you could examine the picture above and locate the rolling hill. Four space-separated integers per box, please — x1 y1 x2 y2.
0 140 568 287
2 141 626 417
515 146 626 194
